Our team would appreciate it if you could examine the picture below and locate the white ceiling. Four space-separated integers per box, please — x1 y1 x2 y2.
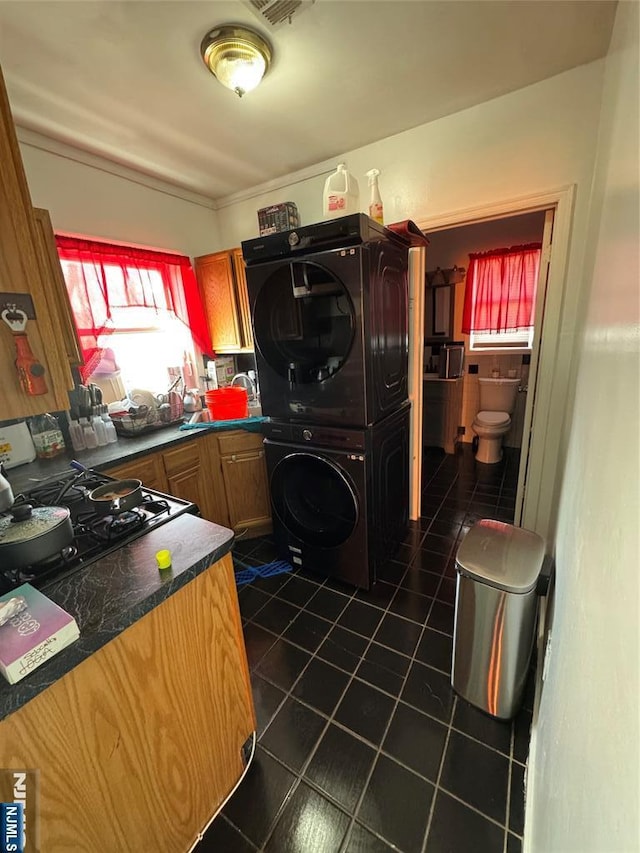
0 0 616 201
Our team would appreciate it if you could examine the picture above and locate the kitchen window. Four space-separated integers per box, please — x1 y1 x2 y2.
462 243 541 351
56 236 211 393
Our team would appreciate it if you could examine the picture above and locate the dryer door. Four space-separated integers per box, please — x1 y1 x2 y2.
270 452 358 548
247 250 366 425
253 260 356 386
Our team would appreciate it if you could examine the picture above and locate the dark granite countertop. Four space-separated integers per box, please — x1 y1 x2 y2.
5 424 211 496
0 513 234 721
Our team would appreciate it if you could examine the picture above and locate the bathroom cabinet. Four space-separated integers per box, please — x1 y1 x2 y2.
422 377 463 453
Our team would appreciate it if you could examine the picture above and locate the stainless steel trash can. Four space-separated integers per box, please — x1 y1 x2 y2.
451 519 545 719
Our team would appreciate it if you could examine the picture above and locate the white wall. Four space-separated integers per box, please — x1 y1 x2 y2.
526 2 640 850
216 60 603 249
18 135 220 257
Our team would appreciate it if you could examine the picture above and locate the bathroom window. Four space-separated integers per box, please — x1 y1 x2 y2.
462 243 541 351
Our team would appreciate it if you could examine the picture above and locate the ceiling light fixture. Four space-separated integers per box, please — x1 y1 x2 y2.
200 25 272 98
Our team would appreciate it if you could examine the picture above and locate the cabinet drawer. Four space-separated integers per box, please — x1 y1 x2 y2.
105 454 166 491
162 440 202 477
217 431 263 457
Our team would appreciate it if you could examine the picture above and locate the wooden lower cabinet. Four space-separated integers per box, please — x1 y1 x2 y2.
104 432 271 538
0 553 256 852
161 437 227 524
217 431 272 537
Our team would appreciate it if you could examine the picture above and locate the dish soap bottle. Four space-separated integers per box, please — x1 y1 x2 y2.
366 169 384 224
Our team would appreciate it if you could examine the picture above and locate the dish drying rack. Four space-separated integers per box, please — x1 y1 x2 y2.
110 377 185 437
110 411 185 437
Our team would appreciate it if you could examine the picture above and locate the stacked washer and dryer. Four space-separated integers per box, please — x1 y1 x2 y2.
241 214 411 590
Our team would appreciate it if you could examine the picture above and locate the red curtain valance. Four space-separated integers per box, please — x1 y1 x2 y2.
461 243 542 334
56 236 212 378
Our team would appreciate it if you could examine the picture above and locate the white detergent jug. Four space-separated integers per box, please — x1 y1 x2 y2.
323 164 360 219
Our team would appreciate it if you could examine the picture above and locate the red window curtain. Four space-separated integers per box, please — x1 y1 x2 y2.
56 236 212 379
461 243 542 334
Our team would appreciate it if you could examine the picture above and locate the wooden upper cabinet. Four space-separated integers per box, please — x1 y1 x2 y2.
195 249 253 353
32 208 83 367
0 64 74 418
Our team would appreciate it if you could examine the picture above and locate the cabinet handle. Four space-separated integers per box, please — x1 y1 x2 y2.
231 454 237 462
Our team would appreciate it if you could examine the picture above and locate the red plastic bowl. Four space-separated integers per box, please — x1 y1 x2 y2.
206 387 248 420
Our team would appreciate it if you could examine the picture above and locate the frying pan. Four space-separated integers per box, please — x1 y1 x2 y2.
88 479 143 515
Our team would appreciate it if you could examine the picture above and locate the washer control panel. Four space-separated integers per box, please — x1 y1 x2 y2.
263 419 366 451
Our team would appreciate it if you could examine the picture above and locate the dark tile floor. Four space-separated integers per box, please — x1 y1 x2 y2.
199 445 531 853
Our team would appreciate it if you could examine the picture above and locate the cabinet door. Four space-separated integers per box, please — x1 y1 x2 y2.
32 208 83 366
219 436 272 537
162 440 209 516
105 453 168 492
162 436 229 525
231 248 253 350
195 252 243 352
0 65 73 418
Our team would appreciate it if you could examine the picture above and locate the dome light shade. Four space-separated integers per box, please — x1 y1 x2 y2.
200 25 272 98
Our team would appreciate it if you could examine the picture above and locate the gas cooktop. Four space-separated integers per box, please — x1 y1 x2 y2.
0 467 198 596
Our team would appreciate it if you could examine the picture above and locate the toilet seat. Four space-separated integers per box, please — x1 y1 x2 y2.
474 410 511 428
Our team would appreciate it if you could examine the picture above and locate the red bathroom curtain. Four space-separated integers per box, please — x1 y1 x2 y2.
56 236 212 378
461 243 542 334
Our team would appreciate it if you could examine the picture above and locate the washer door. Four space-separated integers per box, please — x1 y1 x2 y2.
270 452 358 548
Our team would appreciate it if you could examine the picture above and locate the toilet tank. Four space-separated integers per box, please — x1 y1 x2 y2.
478 378 520 413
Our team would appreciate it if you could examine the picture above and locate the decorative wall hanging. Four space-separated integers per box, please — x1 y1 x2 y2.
0 294 48 396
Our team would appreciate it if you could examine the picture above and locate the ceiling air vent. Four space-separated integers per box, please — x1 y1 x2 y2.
246 0 314 28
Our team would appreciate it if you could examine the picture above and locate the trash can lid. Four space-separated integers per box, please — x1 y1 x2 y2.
455 519 546 594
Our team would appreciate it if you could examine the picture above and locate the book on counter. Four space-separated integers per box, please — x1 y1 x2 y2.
0 584 79 685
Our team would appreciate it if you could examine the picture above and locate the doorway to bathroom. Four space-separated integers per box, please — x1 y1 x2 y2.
417 186 572 541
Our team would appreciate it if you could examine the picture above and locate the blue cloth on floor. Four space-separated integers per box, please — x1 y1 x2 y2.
179 416 267 433
234 559 293 587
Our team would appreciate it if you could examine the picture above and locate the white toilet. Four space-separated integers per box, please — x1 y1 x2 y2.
472 378 520 464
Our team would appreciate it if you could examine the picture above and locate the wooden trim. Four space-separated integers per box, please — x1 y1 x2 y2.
232 249 253 350
408 246 426 520
0 555 256 852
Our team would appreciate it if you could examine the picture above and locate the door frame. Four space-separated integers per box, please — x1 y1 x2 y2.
416 184 575 542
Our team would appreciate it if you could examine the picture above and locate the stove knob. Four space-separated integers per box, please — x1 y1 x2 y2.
288 231 300 247
302 429 313 441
